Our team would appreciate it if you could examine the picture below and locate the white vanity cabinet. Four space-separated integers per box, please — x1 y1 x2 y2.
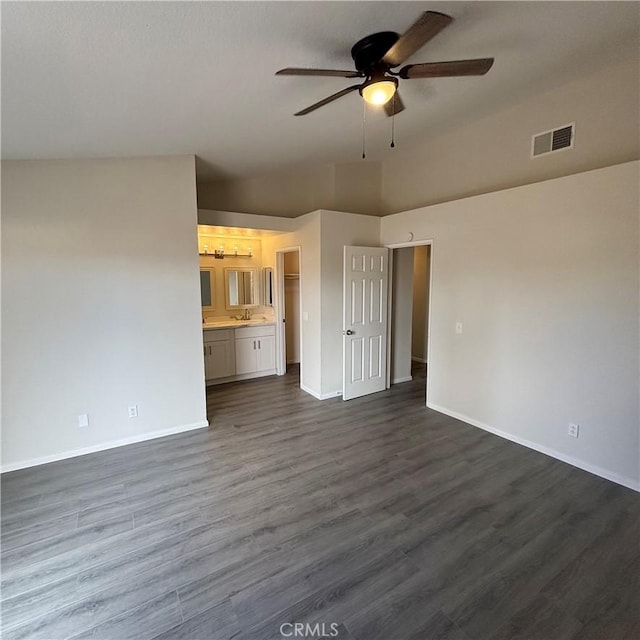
203 329 235 381
203 323 276 384
235 325 276 375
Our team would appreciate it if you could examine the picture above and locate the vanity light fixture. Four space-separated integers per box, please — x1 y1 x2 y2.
200 245 253 260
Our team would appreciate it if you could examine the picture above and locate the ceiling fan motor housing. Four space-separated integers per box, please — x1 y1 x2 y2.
351 31 399 74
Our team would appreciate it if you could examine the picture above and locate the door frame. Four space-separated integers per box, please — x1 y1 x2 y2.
342 246 390 401
275 246 302 378
384 239 434 406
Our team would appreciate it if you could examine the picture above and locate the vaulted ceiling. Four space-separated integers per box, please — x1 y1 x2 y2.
2 2 638 180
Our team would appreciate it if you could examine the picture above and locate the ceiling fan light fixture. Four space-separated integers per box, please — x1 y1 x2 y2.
361 78 397 106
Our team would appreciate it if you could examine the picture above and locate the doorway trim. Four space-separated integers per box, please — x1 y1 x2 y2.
275 246 302 379
384 239 434 406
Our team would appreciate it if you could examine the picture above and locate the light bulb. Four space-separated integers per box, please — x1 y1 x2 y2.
361 80 396 106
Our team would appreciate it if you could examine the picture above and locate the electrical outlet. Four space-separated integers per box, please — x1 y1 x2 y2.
78 414 89 428
568 423 579 438
128 405 138 419
456 322 463 334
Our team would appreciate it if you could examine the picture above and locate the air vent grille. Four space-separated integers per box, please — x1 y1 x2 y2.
531 123 574 158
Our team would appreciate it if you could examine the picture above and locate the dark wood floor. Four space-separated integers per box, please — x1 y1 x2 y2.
1 365 638 640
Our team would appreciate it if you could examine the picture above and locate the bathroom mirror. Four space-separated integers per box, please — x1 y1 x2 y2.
263 267 274 306
224 268 257 308
200 267 216 310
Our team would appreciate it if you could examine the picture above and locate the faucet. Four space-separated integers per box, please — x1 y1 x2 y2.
242 308 252 321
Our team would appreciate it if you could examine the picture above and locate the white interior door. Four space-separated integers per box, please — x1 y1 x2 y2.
343 246 389 401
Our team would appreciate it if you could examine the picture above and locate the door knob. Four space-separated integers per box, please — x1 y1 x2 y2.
345 329 354 335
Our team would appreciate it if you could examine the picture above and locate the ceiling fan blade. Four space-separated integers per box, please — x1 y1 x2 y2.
399 58 494 79
382 11 453 68
276 68 361 78
384 92 405 117
294 84 361 116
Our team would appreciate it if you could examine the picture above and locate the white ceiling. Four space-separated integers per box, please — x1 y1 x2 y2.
2 2 638 181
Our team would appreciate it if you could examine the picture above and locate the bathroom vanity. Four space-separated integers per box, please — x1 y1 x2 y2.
203 321 276 385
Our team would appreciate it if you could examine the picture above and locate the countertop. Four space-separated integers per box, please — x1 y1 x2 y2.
202 319 276 330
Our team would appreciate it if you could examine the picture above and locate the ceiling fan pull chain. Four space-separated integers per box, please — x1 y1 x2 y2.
390 95 396 148
362 100 367 159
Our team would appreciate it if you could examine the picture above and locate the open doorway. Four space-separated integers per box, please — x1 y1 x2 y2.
275 247 301 380
388 242 432 403
411 245 431 381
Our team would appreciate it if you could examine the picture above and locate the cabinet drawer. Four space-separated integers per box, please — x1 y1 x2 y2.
203 328 233 342
235 325 275 339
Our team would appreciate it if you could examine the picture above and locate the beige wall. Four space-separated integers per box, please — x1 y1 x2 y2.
197 161 381 218
411 245 430 362
381 56 640 213
1 156 207 470
332 161 381 216
380 161 640 489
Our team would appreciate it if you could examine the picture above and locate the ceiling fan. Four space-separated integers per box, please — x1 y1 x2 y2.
276 11 494 116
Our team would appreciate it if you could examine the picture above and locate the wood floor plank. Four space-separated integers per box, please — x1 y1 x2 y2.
151 598 240 640
2 364 638 639
1 483 126 535
1 513 134 577
0 512 78 553
1 509 217 600
66 591 182 640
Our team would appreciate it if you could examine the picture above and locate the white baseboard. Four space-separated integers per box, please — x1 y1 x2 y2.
1 420 210 473
300 383 342 400
392 376 413 384
411 357 427 364
427 402 640 493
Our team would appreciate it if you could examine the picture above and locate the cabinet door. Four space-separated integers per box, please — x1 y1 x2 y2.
207 340 235 379
256 335 276 372
235 337 257 375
